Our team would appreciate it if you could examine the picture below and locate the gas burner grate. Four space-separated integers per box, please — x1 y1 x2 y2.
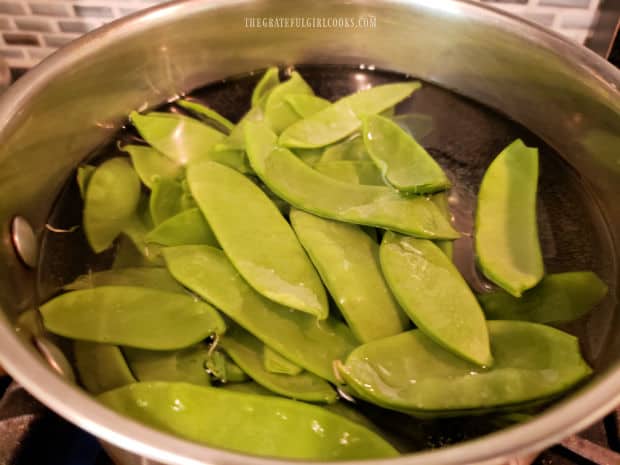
0 379 619 465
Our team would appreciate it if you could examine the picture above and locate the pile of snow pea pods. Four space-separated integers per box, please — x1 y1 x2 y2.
40 67 609 460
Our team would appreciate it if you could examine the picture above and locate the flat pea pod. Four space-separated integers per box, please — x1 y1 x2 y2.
380 232 491 366
130 111 225 165
205 349 248 383
263 346 302 375
64 267 186 294
121 195 164 265
162 245 357 382
149 178 185 225
475 139 544 297
124 344 211 386
121 144 181 189
76 164 96 199
177 99 234 131
98 382 399 459
479 271 608 324
187 160 328 319
74 341 135 394
251 66 280 107
391 113 434 140
320 136 370 163
264 71 313 133
432 192 454 259
362 114 450 193
315 161 384 186
279 82 421 148
286 94 331 118
338 321 591 414
84 158 141 253
293 148 323 167
112 236 160 269
145 208 218 247
291 210 409 343
222 381 274 396
245 122 459 239
41 286 226 350
202 147 252 173
221 325 337 403
215 104 264 152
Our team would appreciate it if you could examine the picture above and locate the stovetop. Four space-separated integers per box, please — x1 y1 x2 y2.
1 378 619 465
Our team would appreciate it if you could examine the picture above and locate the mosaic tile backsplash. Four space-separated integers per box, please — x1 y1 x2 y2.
0 0 603 70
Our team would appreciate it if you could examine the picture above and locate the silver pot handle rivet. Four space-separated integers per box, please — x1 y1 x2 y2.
10 216 38 268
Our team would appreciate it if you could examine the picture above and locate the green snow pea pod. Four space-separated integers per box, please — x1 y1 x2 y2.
149 178 185 225
112 236 160 269
479 271 608 324
264 71 314 133
222 381 274 396
362 114 450 194
215 104 264 152
41 286 226 350
432 192 454 259
245 122 459 239
293 148 323 167
205 349 248 383
145 208 218 247
98 382 399 459
221 325 337 403
202 147 252 174
315 161 384 186
177 100 234 131
84 158 141 253
251 67 280 107
64 267 185 294
121 144 182 189
391 113 434 140
279 82 421 148
124 344 211 386
74 341 135 394
162 245 357 382
130 111 225 165
76 164 96 199
286 94 331 118
291 210 409 342
475 139 544 297
187 160 328 319
320 136 370 163
338 321 591 413
121 195 164 265
380 232 491 366
263 345 302 375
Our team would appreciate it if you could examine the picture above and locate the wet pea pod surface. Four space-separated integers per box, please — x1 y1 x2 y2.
34 65 617 458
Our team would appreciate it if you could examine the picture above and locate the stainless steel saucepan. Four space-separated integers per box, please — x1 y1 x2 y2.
0 1 618 464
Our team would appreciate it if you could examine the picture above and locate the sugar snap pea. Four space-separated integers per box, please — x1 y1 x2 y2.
41 286 226 350
123 344 211 386
263 346 303 375
279 82 420 148
338 321 591 414
475 139 544 297
121 144 181 189
286 94 331 118
64 267 186 294
251 66 280 106
362 114 450 193
291 209 409 342
130 111 225 165
380 232 491 366
145 208 218 247
177 100 234 131
74 341 135 394
76 164 95 198
149 178 185 225
205 349 249 383
479 271 608 324
187 160 328 318
245 122 459 239
84 158 141 253
264 71 313 133
162 245 357 382
220 325 337 403
98 382 399 459
315 161 384 185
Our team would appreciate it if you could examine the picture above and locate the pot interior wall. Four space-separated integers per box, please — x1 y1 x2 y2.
0 1 618 464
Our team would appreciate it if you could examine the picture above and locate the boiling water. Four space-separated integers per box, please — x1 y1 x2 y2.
36 65 617 453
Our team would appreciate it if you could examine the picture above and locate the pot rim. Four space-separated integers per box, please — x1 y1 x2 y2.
0 1 619 464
